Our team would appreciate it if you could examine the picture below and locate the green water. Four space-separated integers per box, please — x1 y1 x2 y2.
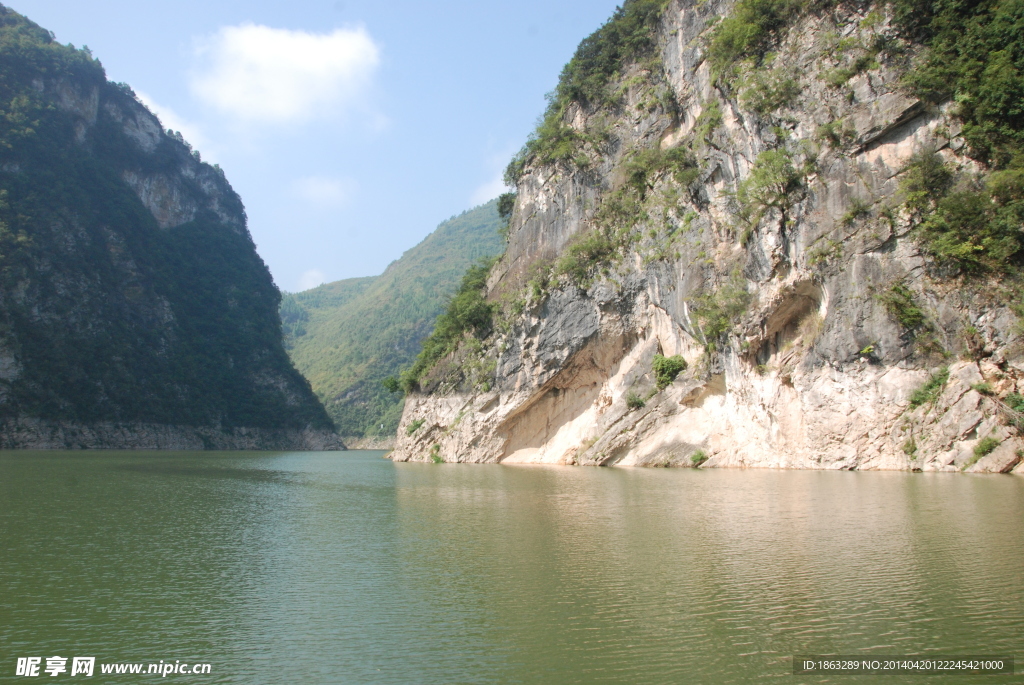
1 451 1021 684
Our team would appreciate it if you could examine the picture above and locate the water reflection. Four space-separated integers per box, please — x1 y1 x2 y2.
1 452 1021 684
392 465 1023 683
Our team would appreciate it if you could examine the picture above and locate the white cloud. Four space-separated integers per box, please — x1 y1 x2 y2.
190 24 380 125
291 175 356 207
135 90 216 161
298 268 327 291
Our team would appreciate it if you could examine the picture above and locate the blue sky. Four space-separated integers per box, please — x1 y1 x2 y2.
14 0 621 291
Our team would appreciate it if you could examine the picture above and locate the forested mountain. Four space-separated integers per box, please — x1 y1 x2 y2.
0 5 339 449
282 201 504 440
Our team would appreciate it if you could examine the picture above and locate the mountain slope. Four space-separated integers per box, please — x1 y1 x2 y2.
284 201 504 439
391 0 1024 474
0 5 339 449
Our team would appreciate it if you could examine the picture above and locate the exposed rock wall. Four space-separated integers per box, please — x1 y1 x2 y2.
391 0 1024 473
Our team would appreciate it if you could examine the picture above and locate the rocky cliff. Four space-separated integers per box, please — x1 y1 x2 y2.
0 6 342 449
391 0 1024 473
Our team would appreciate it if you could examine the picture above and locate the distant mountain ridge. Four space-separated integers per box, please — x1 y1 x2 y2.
0 5 340 449
283 201 505 439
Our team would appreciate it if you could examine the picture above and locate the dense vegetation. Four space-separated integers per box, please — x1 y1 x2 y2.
707 0 809 78
895 0 1024 273
697 0 1024 343
504 0 671 184
900 149 1024 274
900 0 1024 167
0 5 331 430
736 149 801 229
555 0 671 107
283 202 504 436
652 354 687 389
707 0 1024 146
705 0 1024 273
876 282 927 330
399 256 498 393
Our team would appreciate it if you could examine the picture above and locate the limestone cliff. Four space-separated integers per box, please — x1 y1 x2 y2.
0 6 342 449
391 0 1024 473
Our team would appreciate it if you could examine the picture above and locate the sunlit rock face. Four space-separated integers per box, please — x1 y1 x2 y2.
391 0 1023 473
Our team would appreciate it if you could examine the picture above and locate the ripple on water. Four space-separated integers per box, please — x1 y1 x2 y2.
0 453 1021 684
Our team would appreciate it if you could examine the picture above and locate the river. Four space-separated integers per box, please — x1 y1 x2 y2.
1 450 1020 683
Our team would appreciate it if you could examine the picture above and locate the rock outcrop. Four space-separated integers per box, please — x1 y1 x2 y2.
391 0 1024 473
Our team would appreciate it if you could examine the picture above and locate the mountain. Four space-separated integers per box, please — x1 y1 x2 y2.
390 0 1024 475
0 5 340 449
282 201 505 442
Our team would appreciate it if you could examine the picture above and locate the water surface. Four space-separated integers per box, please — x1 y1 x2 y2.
1 451 1021 683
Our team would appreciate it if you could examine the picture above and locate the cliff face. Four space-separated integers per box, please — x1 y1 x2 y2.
391 0 1024 473
0 7 341 449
